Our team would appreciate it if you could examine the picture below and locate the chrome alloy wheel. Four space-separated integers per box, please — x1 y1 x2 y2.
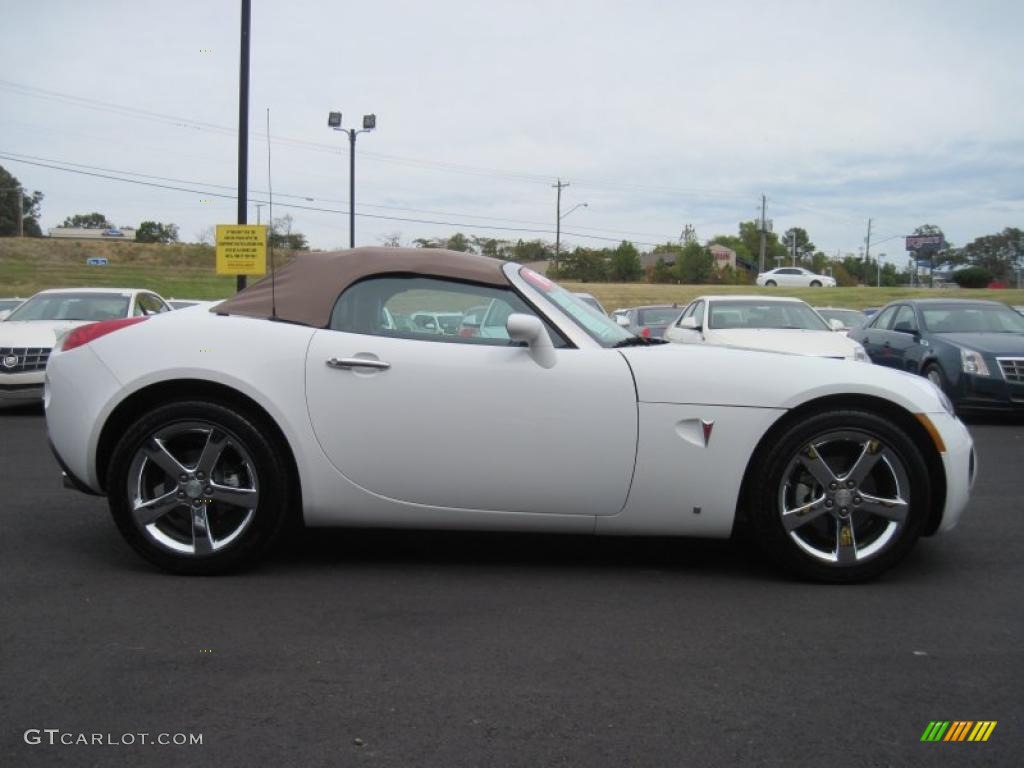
777 430 911 565
926 368 943 389
126 421 259 556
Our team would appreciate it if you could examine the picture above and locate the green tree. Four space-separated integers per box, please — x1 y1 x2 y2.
951 266 994 288
558 246 609 282
738 220 786 271
954 228 1024 282
779 227 816 264
0 166 44 237
608 240 643 282
673 241 714 284
651 257 673 284
445 232 472 252
62 212 109 228
135 221 179 244
269 214 309 250
511 238 553 262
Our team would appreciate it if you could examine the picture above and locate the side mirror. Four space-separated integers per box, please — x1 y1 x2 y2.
828 318 845 331
615 315 630 327
680 316 701 331
506 313 556 369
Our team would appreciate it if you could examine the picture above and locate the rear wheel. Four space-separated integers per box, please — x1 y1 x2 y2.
107 400 294 574
746 409 930 582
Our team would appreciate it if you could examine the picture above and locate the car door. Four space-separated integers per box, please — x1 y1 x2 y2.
887 304 922 372
305 275 638 516
866 305 903 368
857 305 896 362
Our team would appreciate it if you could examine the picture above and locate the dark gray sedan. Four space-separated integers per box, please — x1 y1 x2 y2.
848 299 1024 412
613 304 682 339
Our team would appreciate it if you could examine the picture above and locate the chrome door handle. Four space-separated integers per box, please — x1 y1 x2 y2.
326 357 391 371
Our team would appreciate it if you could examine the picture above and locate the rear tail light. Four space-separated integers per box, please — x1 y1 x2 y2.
640 326 651 338
60 316 148 352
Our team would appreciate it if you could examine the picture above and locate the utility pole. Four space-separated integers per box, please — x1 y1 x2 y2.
791 230 797 266
864 218 872 286
758 194 767 273
236 0 251 292
553 178 569 272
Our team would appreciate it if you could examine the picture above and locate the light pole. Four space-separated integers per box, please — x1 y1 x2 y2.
0 186 23 237
255 203 265 225
552 177 586 272
328 111 376 248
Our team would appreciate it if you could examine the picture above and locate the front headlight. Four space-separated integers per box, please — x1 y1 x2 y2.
960 348 990 376
852 343 870 363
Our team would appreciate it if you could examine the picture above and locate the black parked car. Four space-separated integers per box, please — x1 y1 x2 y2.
848 299 1024 412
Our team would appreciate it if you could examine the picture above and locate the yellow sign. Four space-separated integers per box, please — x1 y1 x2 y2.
216 225 267 275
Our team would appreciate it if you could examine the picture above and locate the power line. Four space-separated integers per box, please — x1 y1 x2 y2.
0 150 683 241
0 153 672 246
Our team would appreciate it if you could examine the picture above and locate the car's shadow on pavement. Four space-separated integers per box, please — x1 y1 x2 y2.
0 402 44 417
959 411 1024 426
270 526 782 583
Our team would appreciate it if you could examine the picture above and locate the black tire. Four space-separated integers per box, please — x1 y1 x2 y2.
745 409 931 583
107 400 294 575
810 280 822 287
765 280 777 287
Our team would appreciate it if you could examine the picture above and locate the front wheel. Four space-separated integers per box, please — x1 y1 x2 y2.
810 280 822 287
764 280 777 287
923 363 951 398
107 400 294 574
746 409 930 582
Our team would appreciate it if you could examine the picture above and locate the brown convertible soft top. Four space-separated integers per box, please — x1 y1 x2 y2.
215 246 510 327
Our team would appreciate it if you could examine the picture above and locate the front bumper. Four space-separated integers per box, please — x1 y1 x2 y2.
952 371 1024 411
0 382 44 402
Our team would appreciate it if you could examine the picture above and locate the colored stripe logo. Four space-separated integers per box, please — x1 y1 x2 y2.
921 721 997 742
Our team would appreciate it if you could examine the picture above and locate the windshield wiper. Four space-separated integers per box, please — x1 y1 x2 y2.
612 336 668 347
612 336 651 347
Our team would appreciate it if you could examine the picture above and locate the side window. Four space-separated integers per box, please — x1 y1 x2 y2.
138 294 168 315
329 276 568 347
873 305 899 330
132 298 145 317
892 305 918 333
693 301 705 327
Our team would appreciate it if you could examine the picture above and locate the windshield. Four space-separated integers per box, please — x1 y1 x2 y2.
816 309 866 327
638 307 681 326
7 292 131 322
519 268 633 346
708 300 830 331
921 305 1024 333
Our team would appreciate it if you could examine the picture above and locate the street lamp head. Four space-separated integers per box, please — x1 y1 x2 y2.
327 111 342 128
362 114 376 130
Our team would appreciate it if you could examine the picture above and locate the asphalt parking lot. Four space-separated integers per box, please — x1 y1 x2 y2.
1 404 1022 768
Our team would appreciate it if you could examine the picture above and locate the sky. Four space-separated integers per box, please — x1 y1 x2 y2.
1 0 1022 268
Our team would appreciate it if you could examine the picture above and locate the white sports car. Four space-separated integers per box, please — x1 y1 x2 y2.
45 248 975 582
664 295 870 361
1 288 171 402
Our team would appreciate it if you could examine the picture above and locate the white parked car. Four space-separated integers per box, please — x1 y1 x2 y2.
45 248 973 582
0 288 171 403
0 297 26 321
664 295 870 362
757 267 836 287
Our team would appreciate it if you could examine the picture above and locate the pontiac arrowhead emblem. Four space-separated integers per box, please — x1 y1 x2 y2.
701 419 715 447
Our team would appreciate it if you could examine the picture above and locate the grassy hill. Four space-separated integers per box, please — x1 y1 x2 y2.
2 237 1022 310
